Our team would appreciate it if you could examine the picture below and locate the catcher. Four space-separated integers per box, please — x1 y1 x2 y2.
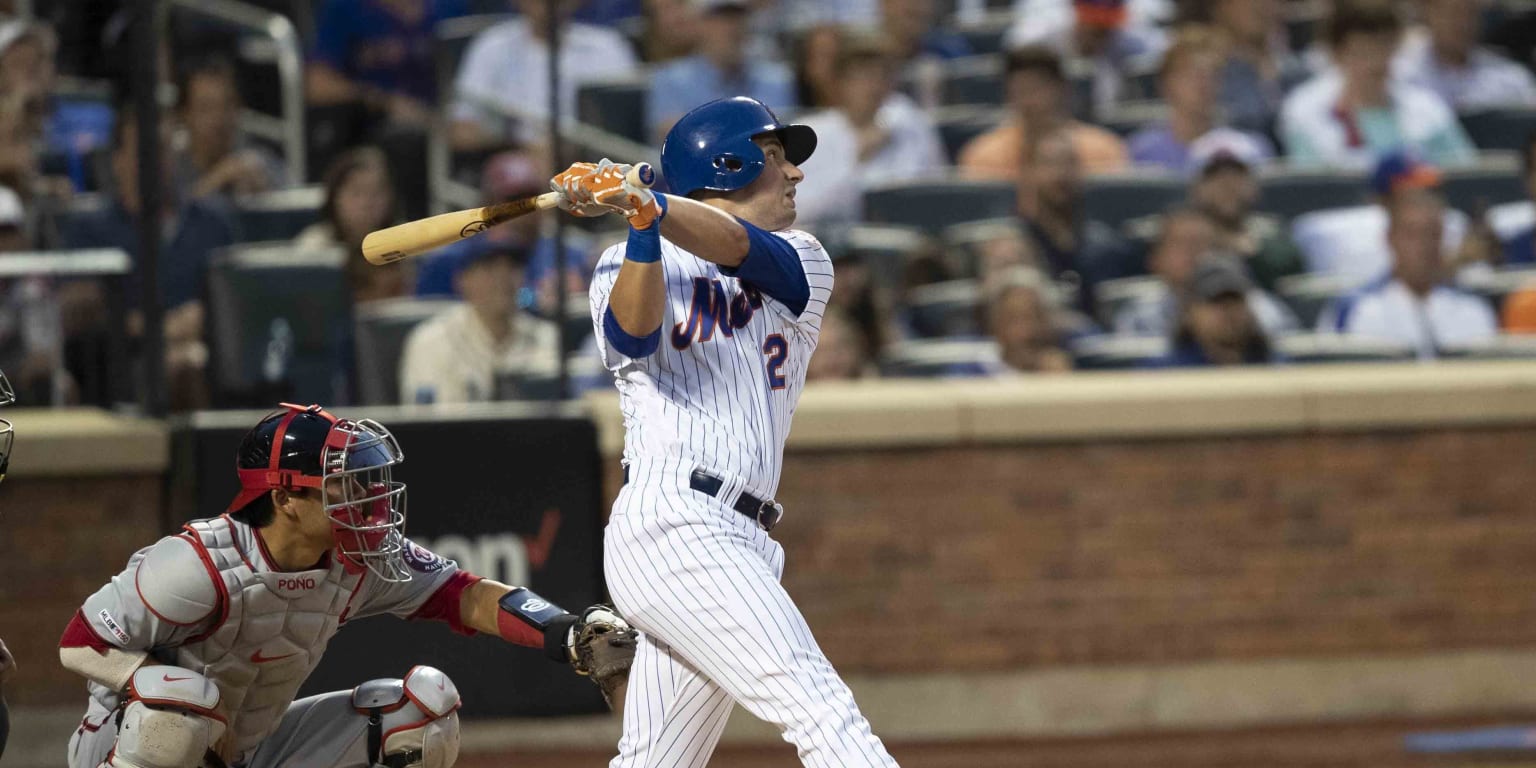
59 403 635 768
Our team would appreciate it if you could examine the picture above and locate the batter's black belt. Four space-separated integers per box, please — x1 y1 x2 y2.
623 466 783 531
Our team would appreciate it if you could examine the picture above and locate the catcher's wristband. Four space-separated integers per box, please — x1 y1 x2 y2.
497 587 579 664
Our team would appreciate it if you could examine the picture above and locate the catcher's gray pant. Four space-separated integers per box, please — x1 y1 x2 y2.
69 690 374 768
604 464 898 768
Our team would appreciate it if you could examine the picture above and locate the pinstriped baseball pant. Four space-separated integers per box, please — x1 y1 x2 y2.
604 458 898 768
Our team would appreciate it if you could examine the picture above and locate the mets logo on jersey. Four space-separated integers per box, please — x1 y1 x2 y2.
672 278 764 349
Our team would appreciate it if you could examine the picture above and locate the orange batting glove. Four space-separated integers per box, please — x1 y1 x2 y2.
552 159 664 230
550 161 605 217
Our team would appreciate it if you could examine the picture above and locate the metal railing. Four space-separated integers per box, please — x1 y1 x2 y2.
167 0 306 184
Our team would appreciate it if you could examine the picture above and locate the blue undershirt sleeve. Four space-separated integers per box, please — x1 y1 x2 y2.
719 219 810 316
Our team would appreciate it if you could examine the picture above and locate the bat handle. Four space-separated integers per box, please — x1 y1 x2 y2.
626 163 655 189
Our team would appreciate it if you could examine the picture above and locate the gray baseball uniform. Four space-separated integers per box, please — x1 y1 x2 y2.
63 513 469 768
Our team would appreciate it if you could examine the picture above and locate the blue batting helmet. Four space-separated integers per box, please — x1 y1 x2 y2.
661 97 817 198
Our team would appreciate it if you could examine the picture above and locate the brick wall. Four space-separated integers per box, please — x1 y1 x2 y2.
1 476 164 706
604 427 1536 675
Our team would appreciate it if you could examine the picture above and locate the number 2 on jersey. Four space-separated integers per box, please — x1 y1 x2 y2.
763 335 788 389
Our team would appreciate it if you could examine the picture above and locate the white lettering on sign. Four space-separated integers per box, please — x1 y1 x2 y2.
413 534 531 586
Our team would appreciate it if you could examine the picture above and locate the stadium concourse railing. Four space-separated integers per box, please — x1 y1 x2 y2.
166 0 307 185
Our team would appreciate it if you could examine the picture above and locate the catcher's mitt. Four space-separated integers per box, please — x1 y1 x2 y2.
570 605 637 707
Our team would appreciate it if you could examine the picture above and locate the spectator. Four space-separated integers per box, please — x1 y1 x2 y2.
641 0 703 64
1394 0 1536 111
0 19 109 196
452 0 637 150
1278 0 1475 169
1185 131 1305 292
1159 257 1279 366
1502 283 1536 332
1114 206 1296 336
958 45 1128 181
883 0 971 61
1004 0 1168 119
61 105 238 410
1127 25 1275 171
647 0 795 142
807 307 875 381
398 245 560 403
1015 128 1134 317
174 56 286 202
985 267 1074 374
1496 130 1536 265
307 0 464 122
1316 181 1497 357
794 30 946 232
415 151 596 316
791 24 842 109
1290 151 1469 279
296 146 410 304
879 0 973 108
0 185 67 405
824 247 896 367
1205 0 1311 135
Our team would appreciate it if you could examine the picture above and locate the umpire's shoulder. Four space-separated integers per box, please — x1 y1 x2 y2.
134 534 220 625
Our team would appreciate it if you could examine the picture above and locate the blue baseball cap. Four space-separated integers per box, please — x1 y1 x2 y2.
1370 151 1442 197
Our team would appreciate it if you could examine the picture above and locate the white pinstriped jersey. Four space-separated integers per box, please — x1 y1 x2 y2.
589 229 833 498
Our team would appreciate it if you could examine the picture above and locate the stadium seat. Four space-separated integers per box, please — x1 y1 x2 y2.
577 77 650 145
1070 334 1169 369
1093 274 1166 326
905 279 983 338
1256 169 1369 220
354 298 458 405
1456 266 1536 312
839 224 937 292
863 178 1018 235
1274 272 1370 328
1459 107 1536 153
1081 172 1185 228
433 14 511 98
234 186 323 242
948 17 1012 56
206 242 353 408
932 107 1005 164
938 55 1005 106
1273 333 1416 363
1441 155 1527 212
1098 101 1167 138
1440 334 1536 360
495 355 608 400
878 339 999 377
942 217 1025 278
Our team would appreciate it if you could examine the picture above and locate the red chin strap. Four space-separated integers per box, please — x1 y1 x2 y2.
226 403 341 513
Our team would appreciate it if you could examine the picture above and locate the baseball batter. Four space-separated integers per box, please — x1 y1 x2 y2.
59 403 635 768
552 96 899 767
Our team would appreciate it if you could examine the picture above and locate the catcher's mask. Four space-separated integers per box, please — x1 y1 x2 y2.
0 369 12 483
229 403 410 581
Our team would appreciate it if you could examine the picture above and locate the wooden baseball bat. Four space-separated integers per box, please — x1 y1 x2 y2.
362 163 654 265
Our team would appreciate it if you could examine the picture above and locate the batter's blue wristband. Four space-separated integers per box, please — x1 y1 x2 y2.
624 194 667 264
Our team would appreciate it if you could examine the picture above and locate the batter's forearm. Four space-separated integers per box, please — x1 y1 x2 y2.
608 261 666 338
657 195 748 268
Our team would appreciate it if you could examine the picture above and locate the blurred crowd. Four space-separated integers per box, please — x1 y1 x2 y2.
1 0 1535 411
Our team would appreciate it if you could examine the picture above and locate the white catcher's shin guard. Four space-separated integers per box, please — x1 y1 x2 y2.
351 666 461 768
102 666 225 768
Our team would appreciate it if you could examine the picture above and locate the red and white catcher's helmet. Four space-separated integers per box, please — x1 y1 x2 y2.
229 403 411 581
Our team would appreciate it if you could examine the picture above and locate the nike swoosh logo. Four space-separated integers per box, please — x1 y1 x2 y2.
163 675 193 682
250 649 298 664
